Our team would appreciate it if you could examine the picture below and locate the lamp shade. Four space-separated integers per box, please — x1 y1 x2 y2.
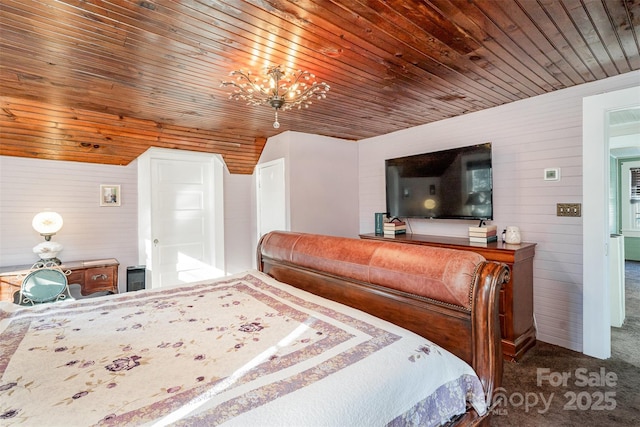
32 211 63 236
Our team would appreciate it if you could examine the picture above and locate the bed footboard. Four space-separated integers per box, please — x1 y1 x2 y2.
257 231 509 424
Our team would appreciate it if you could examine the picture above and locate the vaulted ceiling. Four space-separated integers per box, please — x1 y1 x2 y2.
1 0 639 173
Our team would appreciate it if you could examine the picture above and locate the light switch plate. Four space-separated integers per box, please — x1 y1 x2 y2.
557 203 581 217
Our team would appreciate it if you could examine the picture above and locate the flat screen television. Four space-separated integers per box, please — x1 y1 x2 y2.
385 143 493 220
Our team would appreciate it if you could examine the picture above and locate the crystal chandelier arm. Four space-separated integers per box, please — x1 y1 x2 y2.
221 70 272 100
287 81 330 108
286 70 312 90
285 70 316 96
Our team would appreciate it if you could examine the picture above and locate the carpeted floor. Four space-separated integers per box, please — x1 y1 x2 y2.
491 261 640 426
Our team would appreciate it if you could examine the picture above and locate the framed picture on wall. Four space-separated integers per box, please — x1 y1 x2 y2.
100 184 121 206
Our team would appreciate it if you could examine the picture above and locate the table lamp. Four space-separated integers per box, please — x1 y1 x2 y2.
32 210 64 265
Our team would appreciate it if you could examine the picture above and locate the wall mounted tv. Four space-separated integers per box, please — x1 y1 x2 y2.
385 143 493 220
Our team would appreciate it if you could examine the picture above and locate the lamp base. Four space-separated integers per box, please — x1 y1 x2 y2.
33 241 63 267
34 258 62 268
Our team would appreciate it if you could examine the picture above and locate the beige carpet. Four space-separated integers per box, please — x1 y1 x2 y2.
491 261 640 426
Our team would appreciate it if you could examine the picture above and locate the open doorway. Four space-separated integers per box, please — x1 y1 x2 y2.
610 110 640 332
583 87 640 359
610 109 640 245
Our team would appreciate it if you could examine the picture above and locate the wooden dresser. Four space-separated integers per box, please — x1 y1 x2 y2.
0 258 119 303
360 233 536 361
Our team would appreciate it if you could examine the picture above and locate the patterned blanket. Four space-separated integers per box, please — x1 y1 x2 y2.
0 270 486 426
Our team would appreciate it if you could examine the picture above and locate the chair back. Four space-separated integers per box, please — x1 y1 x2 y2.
19 263 70 305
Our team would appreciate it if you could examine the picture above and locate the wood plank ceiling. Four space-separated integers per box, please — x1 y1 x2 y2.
1 0 639 174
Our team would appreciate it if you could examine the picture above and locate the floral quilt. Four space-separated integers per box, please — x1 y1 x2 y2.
0 270 486 426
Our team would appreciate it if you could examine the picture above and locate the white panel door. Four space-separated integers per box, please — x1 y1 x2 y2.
256 158 287 239
151 158 217 287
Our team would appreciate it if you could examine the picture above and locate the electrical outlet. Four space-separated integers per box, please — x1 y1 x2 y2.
557 203 581 217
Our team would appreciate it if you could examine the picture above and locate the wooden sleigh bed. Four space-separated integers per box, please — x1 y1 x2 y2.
258 231 509 426
0 231 509 426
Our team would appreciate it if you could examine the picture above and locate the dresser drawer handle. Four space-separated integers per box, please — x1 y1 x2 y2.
91 274 108 281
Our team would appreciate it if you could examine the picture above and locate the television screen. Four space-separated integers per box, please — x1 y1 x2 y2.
385 143 493 220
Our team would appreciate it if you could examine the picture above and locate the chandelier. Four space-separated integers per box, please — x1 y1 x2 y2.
221 65 330 128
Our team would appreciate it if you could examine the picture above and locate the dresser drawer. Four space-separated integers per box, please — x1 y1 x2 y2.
83 267 117 294
67 270 84 285
0 279 20 302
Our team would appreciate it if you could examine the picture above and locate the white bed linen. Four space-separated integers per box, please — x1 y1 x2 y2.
0 270 486 426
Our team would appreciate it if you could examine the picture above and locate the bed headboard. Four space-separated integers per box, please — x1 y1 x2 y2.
257 231 510 413
258 230 485 310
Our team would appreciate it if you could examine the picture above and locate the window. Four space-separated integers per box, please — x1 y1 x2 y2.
631 167 640 199
631 167 640 228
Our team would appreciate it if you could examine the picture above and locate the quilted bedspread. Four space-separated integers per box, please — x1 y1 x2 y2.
0 270 486 426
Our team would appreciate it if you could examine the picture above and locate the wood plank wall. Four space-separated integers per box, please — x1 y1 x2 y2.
0 96 266 174
358 71 640 352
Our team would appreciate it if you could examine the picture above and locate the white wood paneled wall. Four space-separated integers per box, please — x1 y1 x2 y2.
0 156 138 291
358 71 640 352
0 156 260 284
257 131 360 239
223 172 254 273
